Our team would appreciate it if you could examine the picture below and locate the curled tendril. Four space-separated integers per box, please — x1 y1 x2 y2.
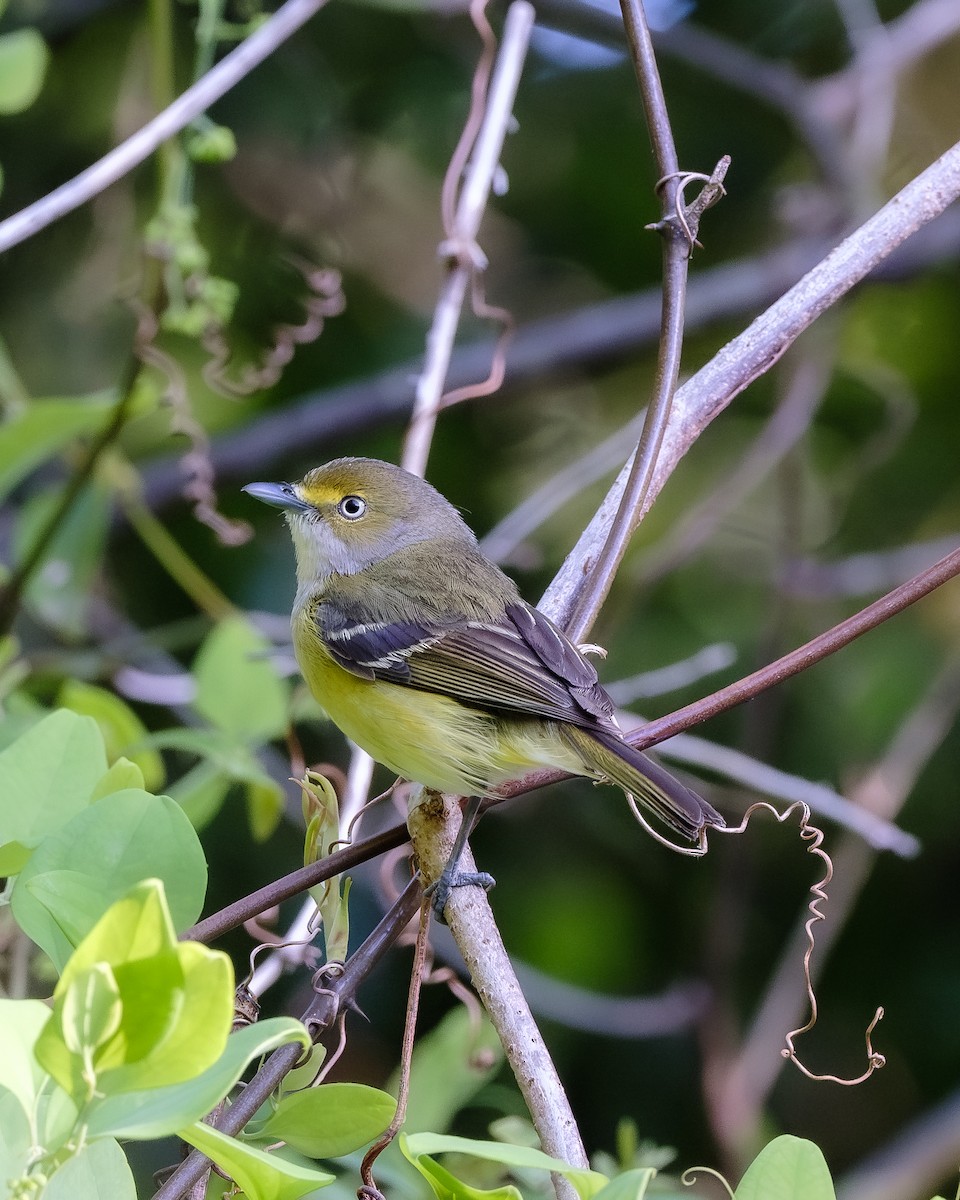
680 1165 734 1197
624 792 710 858
648 155 731 252
712 800 886 1086
131 296 254 546
201 262 344 398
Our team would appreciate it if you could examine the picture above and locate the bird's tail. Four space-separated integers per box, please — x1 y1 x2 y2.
563 725 724 841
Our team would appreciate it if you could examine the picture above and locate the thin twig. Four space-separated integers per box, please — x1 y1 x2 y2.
0 0 333 254
402 0 535 477
565 0 695 643
626 546 960 752
359 897 432 1198
541 137 960 629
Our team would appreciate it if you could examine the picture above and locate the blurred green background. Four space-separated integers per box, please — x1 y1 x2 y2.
1 0 959 1196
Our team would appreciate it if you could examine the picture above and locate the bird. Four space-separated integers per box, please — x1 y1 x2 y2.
244 457 723 911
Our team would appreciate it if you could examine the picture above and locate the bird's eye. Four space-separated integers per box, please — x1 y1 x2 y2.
337 494 367 520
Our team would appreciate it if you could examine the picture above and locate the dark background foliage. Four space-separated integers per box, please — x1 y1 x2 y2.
2 0 959 1195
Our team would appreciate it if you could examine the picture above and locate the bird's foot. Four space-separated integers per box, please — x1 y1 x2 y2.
427 868 495 924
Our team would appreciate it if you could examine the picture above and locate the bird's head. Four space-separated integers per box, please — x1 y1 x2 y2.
243 457 474 585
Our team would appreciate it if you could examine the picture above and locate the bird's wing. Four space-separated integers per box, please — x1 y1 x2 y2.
319 598 616 728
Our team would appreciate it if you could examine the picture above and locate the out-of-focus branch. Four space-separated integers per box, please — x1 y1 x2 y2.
132 208 960 514
837 1086 960 1200
0 0 333 254
637 328 837 586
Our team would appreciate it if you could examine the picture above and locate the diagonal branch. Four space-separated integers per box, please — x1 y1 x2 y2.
541 137 960 627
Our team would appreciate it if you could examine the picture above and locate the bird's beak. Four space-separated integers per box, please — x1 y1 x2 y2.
242 481 312 513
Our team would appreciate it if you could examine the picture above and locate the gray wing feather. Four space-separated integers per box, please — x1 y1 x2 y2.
318 597 616 729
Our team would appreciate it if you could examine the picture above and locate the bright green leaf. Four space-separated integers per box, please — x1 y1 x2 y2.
91 758 145 801
36 881 232 1102
245 772 284 841
0 998 61 1117
10 789 206 970
734 1136 836 1200
180 1119 336 1199
0 1085 32 1183
257 1082 397 1158
0 394 115 504
0 839 31 874
39 1136 136 1200
590 1168 657 1200
15 484 111 639
86 1016 310 1140
58 680 164 792
0 710 107 860
401 1135 609 1200
279 1042 327 1096
60 963 122 1061
402 1146 522 1200
0 28 48 114
193 616 289 742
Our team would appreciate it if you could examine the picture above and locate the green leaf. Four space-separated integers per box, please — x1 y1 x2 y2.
245 772 284 841
86 1016 311 1140
194 616 289 742
0 999 81 1151
15 483 111 639
168 759 231 830
11 790 206 971
401 1145 521 1200
0 839 31 874
401 1135 610 1200
0 28 48 114
591 1169 658 1200
36 881 232 1102
60 963 122 1060
58 680 164 792
0 710 107 863
0 1084 33 1181
0 394 115 504
180 1119 336 1199
91 758 145 801
39 1136 136 1200
256 1082 397 1158
734 1136 836 1200
396 1006 504 1135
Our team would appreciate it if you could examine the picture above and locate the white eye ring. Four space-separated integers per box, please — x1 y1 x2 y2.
337 494 367 520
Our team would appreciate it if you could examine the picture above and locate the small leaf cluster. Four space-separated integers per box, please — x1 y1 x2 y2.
0 709 400 1199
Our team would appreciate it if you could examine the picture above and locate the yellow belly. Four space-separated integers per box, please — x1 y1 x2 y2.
294 623 583 795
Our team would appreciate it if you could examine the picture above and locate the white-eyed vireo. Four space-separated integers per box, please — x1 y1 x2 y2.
244 458 723 851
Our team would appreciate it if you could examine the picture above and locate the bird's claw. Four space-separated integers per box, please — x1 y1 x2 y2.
427 868 495 924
